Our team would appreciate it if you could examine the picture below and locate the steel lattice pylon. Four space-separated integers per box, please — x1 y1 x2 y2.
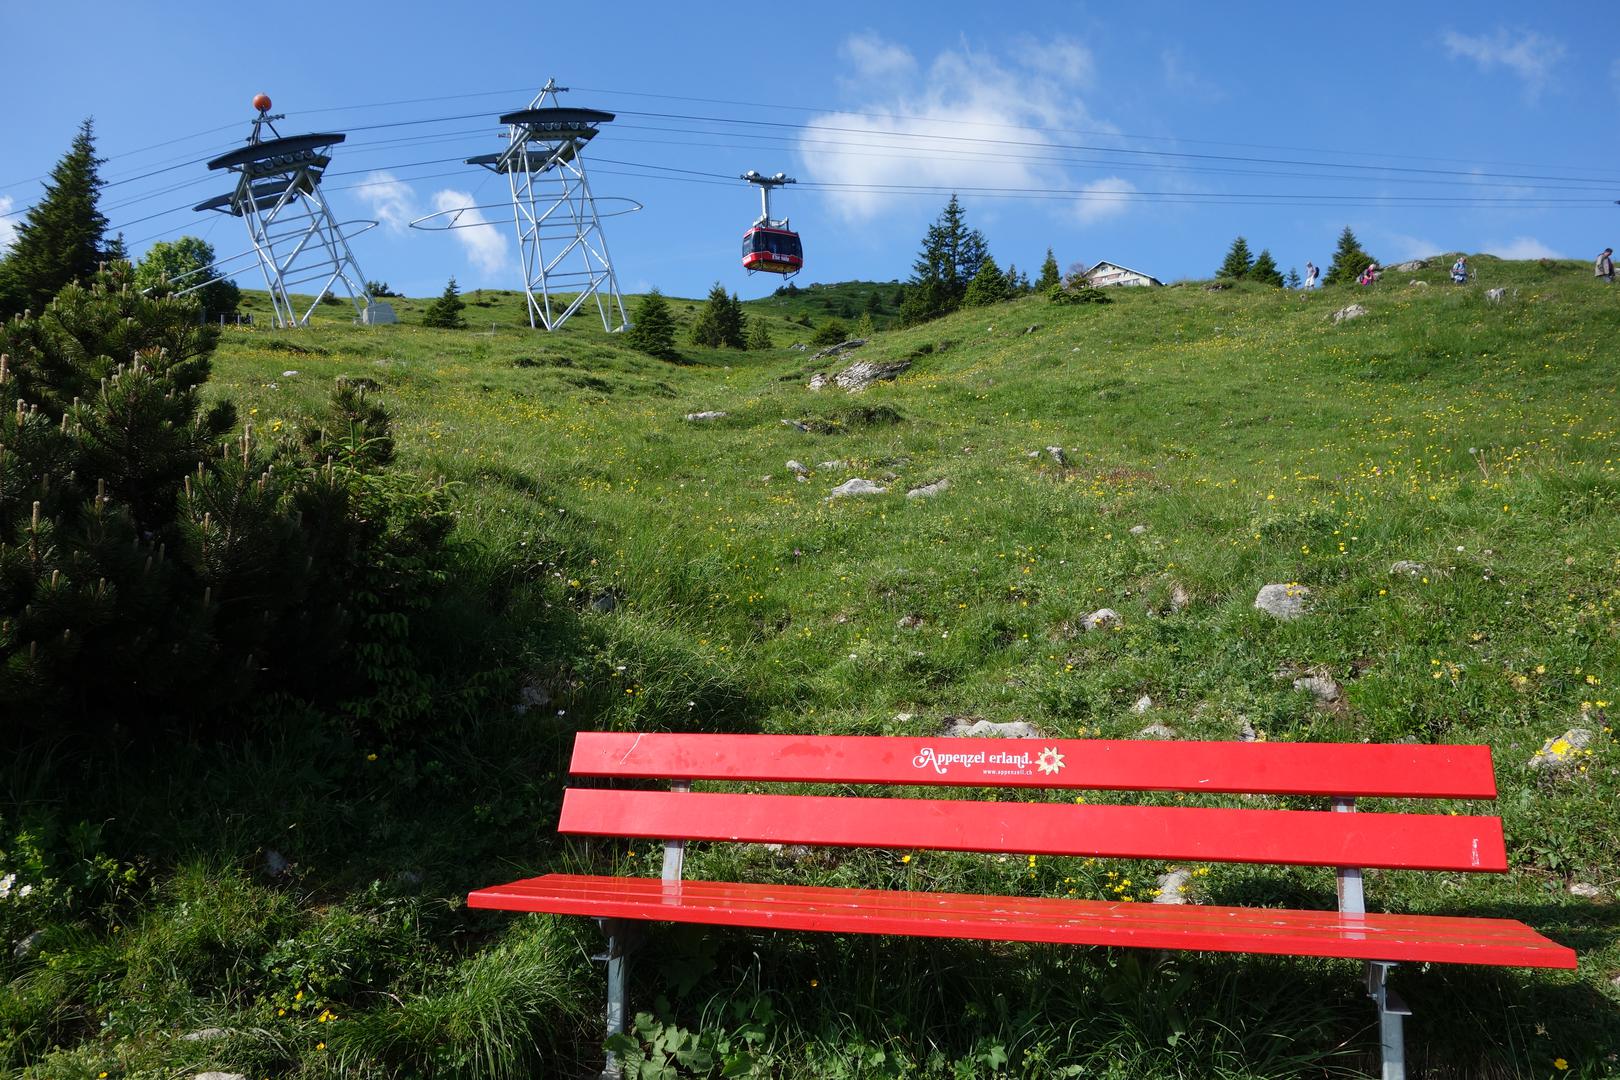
195 98 377 328
465 80 631 332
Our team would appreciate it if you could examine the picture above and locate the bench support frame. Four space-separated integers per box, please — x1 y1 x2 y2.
1336 796 1408 1080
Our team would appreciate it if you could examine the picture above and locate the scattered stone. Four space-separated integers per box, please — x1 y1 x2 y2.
1528 728 1594 772
1203 281 1233 291
1136 723 1177 740
1331 304 1369 324
810 338 869 362
1025 450 1042 458
817 459 848 471
1169 584 1192 612
1132 695 1153 714
180 1028 231 1043
1392 259 1428 272
788 343 808 352
807 373 830 391
786 460 811 476
1253 583 1310 620
780 419 810 432
834 357 911 392
263 849 290 878
945 718 1041 739
13 930 45 961
1044 446 1069 467
828 478 887 499
1129 524 1150 536
1237 719 1258 743
897 614 925 630
1082 608 1122 631
1023 324 1043 334
1293 674 1343 704
196 1073 249 1080
398 869 425 887
1154 868 1192 904
589 592 618 614
906 478 950 499
1408 279 1429 288
1569 882 1605 899
894 712 916 723
515 680 551 713
1389 560 1429 578
280 369 300 377
684 410 727 422
1485 287 1511 303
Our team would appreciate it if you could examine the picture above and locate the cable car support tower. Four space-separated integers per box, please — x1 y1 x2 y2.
194 95 379 328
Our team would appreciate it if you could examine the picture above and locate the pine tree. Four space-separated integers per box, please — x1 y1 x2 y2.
863 290 883 316
1218 236 1255 279
963 254 1010 307
135 236 241 319
690 282 746 348
0 119 108 317
625 289 678 359
1036 247 1062 293
1324 226 1376 286
1003 262 1021 295
746 318 774 350
420 276 466 328
1286 266 1302 289
902 195 988 324
1250 248 1285 288
810 318 849 347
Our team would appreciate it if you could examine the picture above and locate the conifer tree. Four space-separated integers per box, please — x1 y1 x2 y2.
625 289 678 359
1250 248 1285 288
746 318 774 350
1217 236 1255 279
690 282 746 348
964 254 1010 307
863 290 883 317
420 276 466 328
1036 247 1062 292
0 120 108 317
1286 266 1303 289
1324 226 1376 286
901 195 988 324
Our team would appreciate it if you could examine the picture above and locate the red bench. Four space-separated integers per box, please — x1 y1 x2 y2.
471 732 1575 1079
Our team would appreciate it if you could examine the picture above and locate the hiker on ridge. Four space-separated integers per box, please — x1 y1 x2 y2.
1451 256 1469 284
1304 261 1319 288
1357 262 1380 286
1598 247 1615 283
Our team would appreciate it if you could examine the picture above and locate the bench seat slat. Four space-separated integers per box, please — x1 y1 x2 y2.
560 788 1508 872
469 874 1576 970
570 733 1498 799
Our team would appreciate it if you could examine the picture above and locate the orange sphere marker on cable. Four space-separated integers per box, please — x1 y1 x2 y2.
252 93 272 113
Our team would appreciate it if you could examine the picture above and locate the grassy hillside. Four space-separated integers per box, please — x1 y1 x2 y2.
7 256 1618 1078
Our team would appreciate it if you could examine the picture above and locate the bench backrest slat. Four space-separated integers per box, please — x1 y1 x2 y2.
570 733 1498 800
560 788 1507 872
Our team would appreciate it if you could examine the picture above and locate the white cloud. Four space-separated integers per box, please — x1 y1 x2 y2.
1442 28 1564 98
356 170 417 233
1484 236 1562 260
1072 178 1137 225
1383 233 1444 262
0 196 17 254
803 34 1119 222
431 189 510 275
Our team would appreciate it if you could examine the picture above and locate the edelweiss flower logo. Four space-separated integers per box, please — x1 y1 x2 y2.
1036 747 1066 775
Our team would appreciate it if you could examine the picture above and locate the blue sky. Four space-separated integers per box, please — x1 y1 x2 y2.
3 2 1618 299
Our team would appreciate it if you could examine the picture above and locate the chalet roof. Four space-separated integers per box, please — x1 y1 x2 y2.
1084 260 1163 285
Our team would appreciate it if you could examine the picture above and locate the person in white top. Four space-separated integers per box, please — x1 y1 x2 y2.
1303 261 1319 288
1597 248 1615 283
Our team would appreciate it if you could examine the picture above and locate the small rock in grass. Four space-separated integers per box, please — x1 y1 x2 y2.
684 410 727 422
834 357 909 392
280 369 299 377
1237 719 1258 743
1082 608 1122 631
1409 279 1429 287
1129 524 1150 536
13 930 45 961
1132 695 1153 714
945 718 1041 739
515 680 551 713
817 460 848 471
1169 583 1192 612
906 479 950 499
1154 868 1192 904
785 460 811 475
1045 446 1069 466
780 419 810 432
1254 583 1310 620
180 1028 231 1042
894 712 916 723
1485 287 1507 303
807 373 830 391
263 849 290 878
1569 882 1604 899
1331 304 1368 324
196 1074 249 1080
1528 728 1594 772
1293 674 1342 703
1136 723 1177 740
897 614 924 630
589 592 618 614
1389 560 1429 578
828 478 887 499
1392 259 1428 272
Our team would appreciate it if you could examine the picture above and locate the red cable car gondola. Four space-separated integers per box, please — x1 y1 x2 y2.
740 170 802 278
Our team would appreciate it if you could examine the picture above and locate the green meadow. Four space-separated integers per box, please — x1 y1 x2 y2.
6 256 1618 1078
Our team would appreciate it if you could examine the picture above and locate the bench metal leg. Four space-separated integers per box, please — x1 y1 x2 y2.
596 919 637 1080
1366 961 1412 1080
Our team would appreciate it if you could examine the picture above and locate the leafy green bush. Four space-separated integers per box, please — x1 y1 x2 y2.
809 319 849 347
1047 284 1113 305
